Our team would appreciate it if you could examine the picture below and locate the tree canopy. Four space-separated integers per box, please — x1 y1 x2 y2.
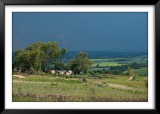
14 42 67 72
13 42 92 75
70 52 91 74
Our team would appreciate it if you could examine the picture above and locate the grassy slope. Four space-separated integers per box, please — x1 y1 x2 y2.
12 75 148 102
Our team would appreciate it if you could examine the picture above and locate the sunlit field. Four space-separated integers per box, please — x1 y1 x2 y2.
13 74 148 102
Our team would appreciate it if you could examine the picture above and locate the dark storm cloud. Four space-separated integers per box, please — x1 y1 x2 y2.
13 12 148 52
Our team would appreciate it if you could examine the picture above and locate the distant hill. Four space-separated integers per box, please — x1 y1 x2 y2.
63 51 148 60
12 51 148 63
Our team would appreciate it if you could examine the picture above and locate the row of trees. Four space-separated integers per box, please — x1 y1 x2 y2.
89 61 147 75
13 42 91 74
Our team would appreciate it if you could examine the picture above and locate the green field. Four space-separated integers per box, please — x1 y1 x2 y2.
92 62 121 67
90 56 147 67
13 75 148 102
90 59 122 67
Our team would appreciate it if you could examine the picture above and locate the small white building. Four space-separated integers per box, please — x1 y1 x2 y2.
56 70 67 75
65 70 73 75
50 70 73 75
50 70 56 74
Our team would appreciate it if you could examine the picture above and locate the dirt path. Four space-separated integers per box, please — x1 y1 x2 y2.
13 75 26 78
108 83 135 90
13 79 136 91
13 80 51 84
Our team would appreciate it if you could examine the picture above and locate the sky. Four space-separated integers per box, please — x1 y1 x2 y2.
13 12 148 52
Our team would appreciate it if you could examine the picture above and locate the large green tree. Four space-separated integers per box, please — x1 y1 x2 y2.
13 48 24 70
14 42 67 72
41 42 66 72
70 52 91 74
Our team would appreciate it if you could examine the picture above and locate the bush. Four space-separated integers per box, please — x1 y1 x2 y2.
132 75 139 81
30 67 35 74
40 72 46 76
70 75 73 78
82 77 87 82
90 72 99 77
65 75 69 78
98 76 103 79
73 75 78 78
79 77 88 82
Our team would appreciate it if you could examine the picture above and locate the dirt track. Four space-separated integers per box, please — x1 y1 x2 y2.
13 79 136 91
13 75 26 78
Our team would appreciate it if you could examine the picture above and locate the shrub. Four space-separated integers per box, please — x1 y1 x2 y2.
65 76 69 78
43 73 51 76
30 67 35 74
70 75 73 78
132 75 139 81
40 72 46 76
82 77 87 82
73 75 78 78
98 76 103 79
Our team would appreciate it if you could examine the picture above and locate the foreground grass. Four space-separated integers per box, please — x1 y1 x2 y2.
12 75 148 102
